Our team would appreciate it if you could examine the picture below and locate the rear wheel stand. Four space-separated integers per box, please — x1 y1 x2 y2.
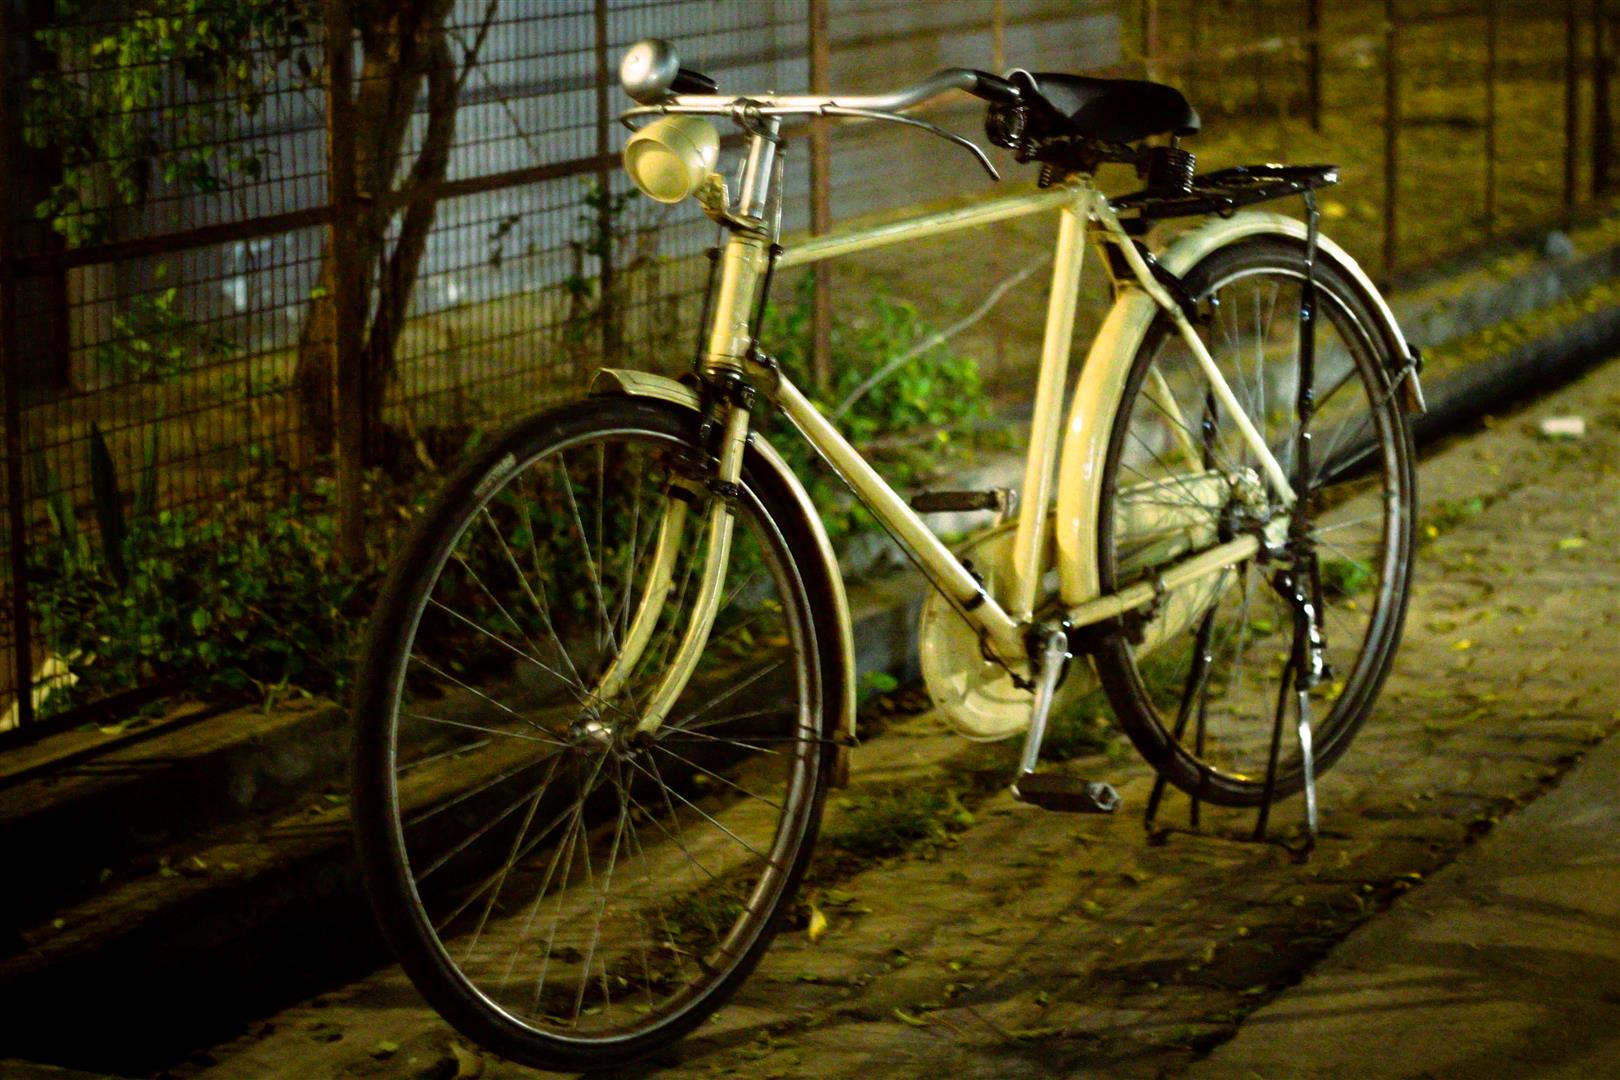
1143 188 1330 862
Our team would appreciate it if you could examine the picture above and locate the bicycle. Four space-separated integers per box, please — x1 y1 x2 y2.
352 39 1422 1071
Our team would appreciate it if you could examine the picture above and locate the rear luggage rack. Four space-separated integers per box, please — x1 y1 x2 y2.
1114 163 1340 223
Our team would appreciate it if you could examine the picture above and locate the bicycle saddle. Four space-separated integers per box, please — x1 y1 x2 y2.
1012 71 1200 144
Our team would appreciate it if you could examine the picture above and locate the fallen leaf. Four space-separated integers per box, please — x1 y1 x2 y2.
807 904 828 944
448 1041 484 1078
892 1007 928 1028
370 1040 399 1059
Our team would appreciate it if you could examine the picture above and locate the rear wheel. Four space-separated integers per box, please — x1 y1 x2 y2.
1094 236 1416 807
353 396 837 1070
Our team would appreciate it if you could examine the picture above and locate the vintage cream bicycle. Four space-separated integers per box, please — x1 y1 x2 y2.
352 39 1422 1070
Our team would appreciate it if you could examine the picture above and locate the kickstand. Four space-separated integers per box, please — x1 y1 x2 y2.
1145 597 1319 862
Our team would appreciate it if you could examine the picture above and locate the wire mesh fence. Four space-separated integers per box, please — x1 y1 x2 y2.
0 0 1614 741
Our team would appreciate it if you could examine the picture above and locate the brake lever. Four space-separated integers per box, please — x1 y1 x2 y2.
820 105 1001 181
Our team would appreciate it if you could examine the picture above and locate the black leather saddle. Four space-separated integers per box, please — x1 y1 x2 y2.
1011 71 1200 144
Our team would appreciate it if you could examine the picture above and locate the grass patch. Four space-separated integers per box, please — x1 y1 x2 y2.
1320 556 1375 598
662 882 747 943
1037 694 1117 763
821 787 975 860
1421 495 1487 543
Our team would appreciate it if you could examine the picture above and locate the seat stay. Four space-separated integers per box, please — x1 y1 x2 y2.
1091 202 1297 507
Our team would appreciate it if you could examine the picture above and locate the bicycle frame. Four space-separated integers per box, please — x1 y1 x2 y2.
614 129 1308 734
762 175 1293 661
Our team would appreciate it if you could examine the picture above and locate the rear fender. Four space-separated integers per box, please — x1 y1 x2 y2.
1054 212 1413 607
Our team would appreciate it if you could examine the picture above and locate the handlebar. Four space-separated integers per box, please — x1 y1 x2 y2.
619 40 1023 182
626 66 1019 117
619 40 1023 181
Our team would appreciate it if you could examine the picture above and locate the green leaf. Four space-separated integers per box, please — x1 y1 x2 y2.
88 422 130 588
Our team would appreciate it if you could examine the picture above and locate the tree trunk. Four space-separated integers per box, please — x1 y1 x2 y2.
293 0 456 459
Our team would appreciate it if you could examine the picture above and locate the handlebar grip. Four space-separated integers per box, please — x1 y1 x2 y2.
671 67 718 95
967 70 1021 106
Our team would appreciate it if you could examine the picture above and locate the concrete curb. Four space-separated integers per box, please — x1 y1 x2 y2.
0 699 351 932
1413 298 1620 443
1393 235 1620 353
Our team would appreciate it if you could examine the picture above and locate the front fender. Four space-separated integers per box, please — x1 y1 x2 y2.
1053 213 1411 608
590 369 857 786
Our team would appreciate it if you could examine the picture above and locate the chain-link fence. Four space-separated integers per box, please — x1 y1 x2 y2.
0 0 1614 741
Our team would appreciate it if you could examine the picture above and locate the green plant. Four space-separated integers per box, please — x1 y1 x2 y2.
756 276 987 547
821 787 975 859
31 501 368 714
94 266 237 382
1319 556 1374 598
556 179 682 372
27 440 372 715
857 669 900 705
24 0 316 246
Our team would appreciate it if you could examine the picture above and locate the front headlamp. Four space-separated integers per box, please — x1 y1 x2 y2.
623 115 720 204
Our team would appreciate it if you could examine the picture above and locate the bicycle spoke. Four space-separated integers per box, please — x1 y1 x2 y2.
519 502 585 687
556 454 619 657
626 755 776 865
401 710 567 747
421 604 588 703
651 741 784 810
417 751 565 883
409 650 569 734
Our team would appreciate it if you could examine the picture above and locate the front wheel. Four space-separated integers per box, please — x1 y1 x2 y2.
1094 236 1416 807
352 396 838 1071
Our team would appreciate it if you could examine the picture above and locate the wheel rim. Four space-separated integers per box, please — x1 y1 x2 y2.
1103 261 1411 795
377 424 820 1044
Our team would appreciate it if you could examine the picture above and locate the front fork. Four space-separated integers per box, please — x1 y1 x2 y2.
590 400 751 735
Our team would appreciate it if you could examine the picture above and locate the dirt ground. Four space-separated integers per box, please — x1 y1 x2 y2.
171 343 1620 1078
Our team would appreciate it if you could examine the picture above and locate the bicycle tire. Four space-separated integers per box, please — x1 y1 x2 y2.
352 396 839 1070
1093 235 1416 806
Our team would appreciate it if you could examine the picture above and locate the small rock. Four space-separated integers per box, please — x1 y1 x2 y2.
1543 230 1576 259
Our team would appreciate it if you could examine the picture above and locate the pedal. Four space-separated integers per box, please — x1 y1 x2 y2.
1013 772 1121 814
909 488 1017 516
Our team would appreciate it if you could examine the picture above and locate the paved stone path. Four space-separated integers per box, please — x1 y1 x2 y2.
186 356 1620 1080
1183 724 1620 1080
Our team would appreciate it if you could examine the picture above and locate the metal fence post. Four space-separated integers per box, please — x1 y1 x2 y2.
594 0 619 363
1485 0 1499 238
1306 0 1323 132
1383 0 1400 288
1595 0 1613 194
1564 0 1579 228
0 0 36 734
991 0 1006 74
324 0 365 566
809 0 832 393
